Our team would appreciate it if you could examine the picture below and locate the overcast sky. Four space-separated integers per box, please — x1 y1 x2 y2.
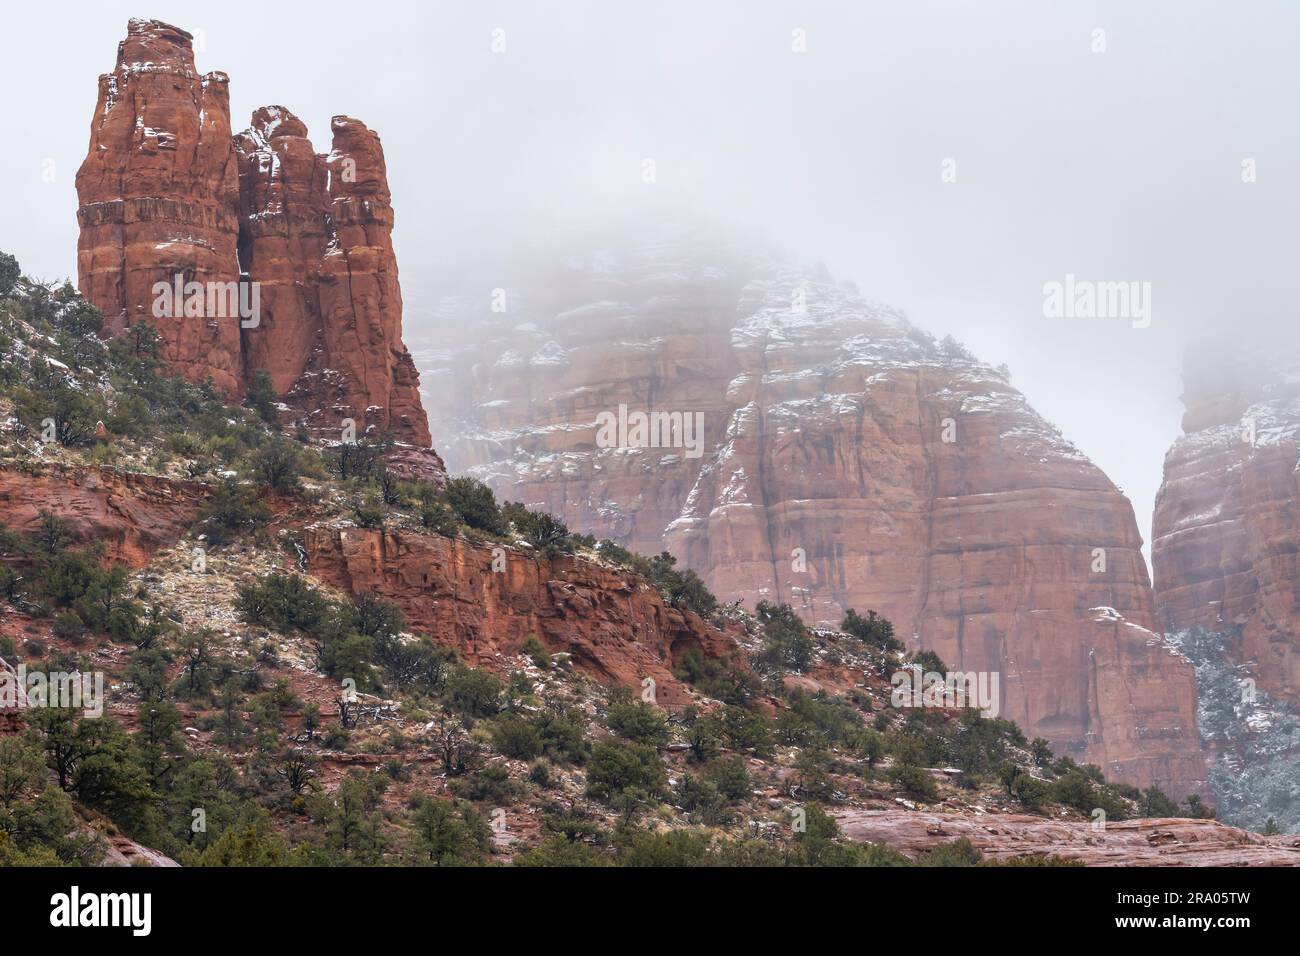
2 0 1297 566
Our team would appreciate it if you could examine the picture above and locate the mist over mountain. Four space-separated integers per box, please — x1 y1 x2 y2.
1 3 1299 904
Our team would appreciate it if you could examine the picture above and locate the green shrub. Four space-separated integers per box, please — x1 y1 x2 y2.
534 709 591 765
912 649 947 673
1001 764 1048 809
0 252 19 297
703 755 751 802
445 664 503 718
674 775 732 825
249 435 307 492
451 764 519 804
919 838 982 867
51 610 86 644
585 741 667 804
841 608 903 652
605 693 669 748
420 501 460 536
528 761 554 788
444 478 505 535
672 647 759 704
887 763 938 800
490 716 543 760
513 835 612 867
617 828 714 866
242 369 282 428
1140 786 1179 818
12 377 105 446
718 705 774 757
646 552 717 617
503 502 574 556
351 493 386 529
1184 794 1216 819
323 440 385 482
407 797 491 865
196 480 269 547
235 573 329 632
756 601 814 673
521 636 551 669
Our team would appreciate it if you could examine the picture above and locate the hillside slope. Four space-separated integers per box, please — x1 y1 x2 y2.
420 234 1205 798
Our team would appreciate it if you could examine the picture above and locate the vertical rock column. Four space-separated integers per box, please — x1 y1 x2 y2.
233 106 331 394
75 18 243 396
308 116 432 447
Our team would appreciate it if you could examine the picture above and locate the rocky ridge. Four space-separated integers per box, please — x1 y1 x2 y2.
420 235 1206 798
0 252 1288 866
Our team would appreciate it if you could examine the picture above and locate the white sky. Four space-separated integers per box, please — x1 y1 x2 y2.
2 0 1297 567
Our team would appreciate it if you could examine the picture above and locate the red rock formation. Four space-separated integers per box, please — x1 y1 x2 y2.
235 109 433 450
1153 339 1300 698
308 116 432 448
77 20 435 457
232 107 330 396
423 237 1205 796
833 808 1300 866
0 462 206 567
302 524 740 706
100 833 180 867
1152 339 1300 821
75 18 243 396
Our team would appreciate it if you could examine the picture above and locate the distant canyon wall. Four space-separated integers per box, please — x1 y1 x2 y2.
1153 338 1300 827
422 237 1206 797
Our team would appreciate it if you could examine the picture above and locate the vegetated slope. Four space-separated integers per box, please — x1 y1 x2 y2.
419 231 1204 799
0 254 1285 867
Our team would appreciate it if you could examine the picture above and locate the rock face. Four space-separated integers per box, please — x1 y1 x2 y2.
235 108 433 449
302 525 740 706
1153 338 1300 827
100 833 180 868
232 107 330 399
833 808 1300 866
423 235 1205 796
0 462 206 568
0 458 736 710
75 18 243 395
76 19 433 454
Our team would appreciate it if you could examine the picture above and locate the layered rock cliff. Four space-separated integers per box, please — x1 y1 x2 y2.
75 19 243 395
0 460 732 707
834 809 1300 866
234 108 433 449
0 462 206 568
422 235 1206 796
302 525 740 706
76 19 433 453
1153 338 1300 827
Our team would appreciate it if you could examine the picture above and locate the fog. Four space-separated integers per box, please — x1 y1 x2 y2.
2 0 1297 564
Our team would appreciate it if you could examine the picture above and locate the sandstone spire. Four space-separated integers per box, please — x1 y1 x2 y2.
76 19 434 455
75 18 243 395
